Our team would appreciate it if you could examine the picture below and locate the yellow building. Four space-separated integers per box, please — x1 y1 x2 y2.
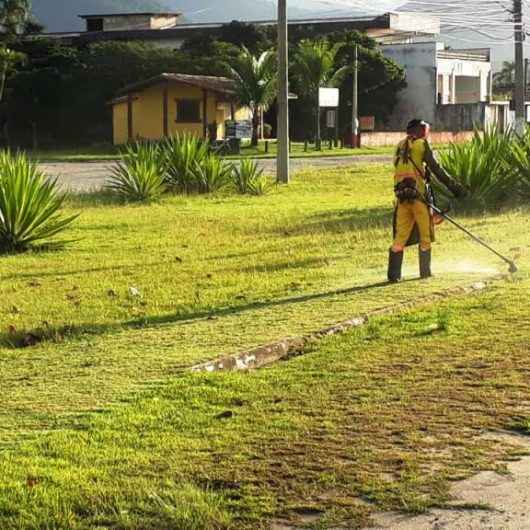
110 73 251 145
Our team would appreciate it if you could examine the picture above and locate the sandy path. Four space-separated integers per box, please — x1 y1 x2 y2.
40 154 391 192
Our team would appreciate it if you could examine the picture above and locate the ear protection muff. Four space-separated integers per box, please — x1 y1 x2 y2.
407 119 430 139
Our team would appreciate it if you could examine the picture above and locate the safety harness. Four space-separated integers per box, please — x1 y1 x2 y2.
394 137 425 203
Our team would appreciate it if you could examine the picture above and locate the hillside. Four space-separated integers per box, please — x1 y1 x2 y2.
32 0 401 33
33 0 309 32
32 0 170 32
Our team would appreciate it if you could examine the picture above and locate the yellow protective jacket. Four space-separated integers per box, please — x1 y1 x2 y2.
394 137 462 197
392 137 462 247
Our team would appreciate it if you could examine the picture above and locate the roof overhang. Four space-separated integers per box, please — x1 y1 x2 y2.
79 12 182 19
114 73 237 100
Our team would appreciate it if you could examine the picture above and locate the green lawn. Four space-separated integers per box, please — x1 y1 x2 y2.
30 141 395 162
0 164 528 528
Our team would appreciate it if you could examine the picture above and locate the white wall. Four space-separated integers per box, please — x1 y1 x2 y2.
437 57 491 103
381 42 439 130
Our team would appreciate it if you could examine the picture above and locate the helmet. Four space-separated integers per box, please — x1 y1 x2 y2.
406 119 430 139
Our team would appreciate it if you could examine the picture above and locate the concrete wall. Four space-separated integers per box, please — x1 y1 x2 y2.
382 42 493 131
113 101 128 145
360 130 475 147
102 15 152 31
435 103 486 131
381 42 439 130
98 15 181 32
151 15 180 30
436 57 491 103
454 76 481 103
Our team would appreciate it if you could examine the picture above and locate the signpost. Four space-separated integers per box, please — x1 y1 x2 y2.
319 88 340 108
319 87 340 148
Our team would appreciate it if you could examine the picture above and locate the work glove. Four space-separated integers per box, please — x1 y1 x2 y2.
451 182 468 199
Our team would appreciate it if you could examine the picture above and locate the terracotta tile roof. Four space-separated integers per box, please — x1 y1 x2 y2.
116 73 237 98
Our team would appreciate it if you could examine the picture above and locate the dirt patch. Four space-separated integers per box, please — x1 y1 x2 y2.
371 433 530 530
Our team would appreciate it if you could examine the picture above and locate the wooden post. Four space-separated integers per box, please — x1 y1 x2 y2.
163 81 169 137
127 93 133 141
202 89 208 140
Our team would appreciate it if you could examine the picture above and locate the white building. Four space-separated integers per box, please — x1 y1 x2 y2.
43 12 441 49
381 41 499 131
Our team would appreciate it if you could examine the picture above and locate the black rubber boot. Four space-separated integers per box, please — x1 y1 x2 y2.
387 249 404 283
419 248 432 279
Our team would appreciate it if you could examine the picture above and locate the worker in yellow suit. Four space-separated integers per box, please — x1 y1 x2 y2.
388 119 466 283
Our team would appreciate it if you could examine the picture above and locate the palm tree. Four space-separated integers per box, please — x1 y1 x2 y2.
229 47 277 147
0 46 23 101
0 0 31 39
292 40 348 148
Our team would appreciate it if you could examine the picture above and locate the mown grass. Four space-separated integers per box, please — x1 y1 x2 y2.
1 164 528 448
0 274 528 529
0 163 528 528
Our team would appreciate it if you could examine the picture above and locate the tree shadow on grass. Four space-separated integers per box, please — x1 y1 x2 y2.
276 207 392 236
0 260 175 281
0 278 419 350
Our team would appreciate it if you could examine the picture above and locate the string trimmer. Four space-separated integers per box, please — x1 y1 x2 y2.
429 202 518 274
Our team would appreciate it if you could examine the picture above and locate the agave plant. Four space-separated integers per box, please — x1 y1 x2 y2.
107 142 166 202
162 134 209 194
440 127 514 207
193 155 233 194
0 151 78 253
506 127 530 200
233 158 270 196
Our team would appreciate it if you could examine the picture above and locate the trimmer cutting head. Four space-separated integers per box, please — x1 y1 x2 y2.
508 261 519 274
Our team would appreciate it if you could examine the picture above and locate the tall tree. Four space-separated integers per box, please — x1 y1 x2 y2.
0 0 31 40
0 45 22 100
228 47 277 147
291 40 348 147
334 32 406 128
219 21 271 54
493 61 516 99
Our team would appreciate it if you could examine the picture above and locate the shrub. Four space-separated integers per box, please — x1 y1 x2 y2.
162 134 209 193
107 142 166 202
233 158 270 196
0 151 78 253
440 128 514 207
193 156 233 194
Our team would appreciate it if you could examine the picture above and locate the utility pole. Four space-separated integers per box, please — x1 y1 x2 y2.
351 45 359 148
277 0 290 184
524 59 529 99
513 0 526 134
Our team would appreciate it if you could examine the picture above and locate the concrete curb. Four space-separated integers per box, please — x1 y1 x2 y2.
191 280 493 374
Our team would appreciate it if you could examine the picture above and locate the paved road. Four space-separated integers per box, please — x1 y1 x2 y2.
40 154 392 192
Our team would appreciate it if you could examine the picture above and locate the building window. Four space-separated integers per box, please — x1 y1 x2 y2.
176 99 201 123
86 18 104 32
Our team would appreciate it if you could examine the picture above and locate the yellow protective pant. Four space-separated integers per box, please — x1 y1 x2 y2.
392 200 432 251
